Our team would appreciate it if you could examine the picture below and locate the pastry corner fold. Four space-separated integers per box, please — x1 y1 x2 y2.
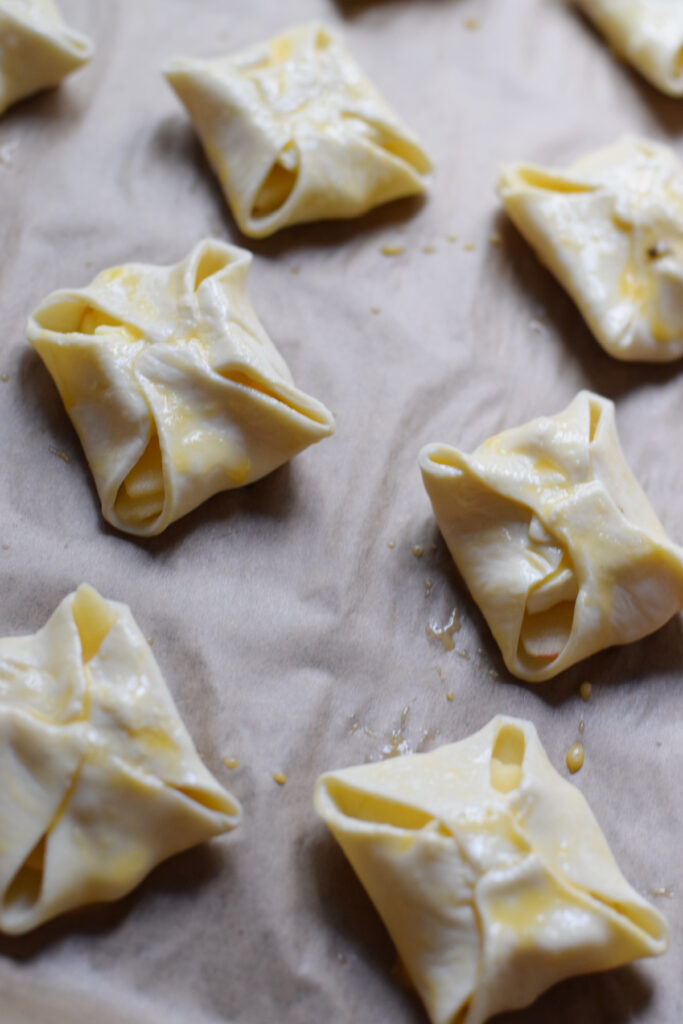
0 0 94 116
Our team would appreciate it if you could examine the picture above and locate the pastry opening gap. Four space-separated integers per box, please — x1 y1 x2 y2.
251 145 299 219
325 781 451 835
114 431 165 527
192 247 230 291
72 585 118 664
3 834 47 916
166 781 239 817
513 168 596 195
490 724 526 794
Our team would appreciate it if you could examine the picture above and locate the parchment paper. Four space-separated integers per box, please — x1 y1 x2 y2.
0 1 681 1022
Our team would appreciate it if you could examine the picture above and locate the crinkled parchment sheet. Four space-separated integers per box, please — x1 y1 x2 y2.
0 1 681 1022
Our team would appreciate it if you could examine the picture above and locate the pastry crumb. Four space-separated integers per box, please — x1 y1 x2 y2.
380 244 405 257
464 17 479 30
446 234 458 243
579 719 585 735
0 374 8 382
223 757 240 769
272 771 287 785
463 242 476 252
412 545 424 557
489 233 502 247
580 681 592 701
387 540 396 549
422 245 436 254
446 691 454 702
371 306 381 315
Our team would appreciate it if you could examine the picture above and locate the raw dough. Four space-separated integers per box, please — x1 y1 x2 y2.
315 715 668 1024
0 584 241 935
26 238 335 536
420 391 683 682
499 137 683 362
0 0 93 115
164 23 432 238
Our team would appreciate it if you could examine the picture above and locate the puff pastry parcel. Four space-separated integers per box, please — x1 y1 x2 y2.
164 23 432 238
0 584 241 934
315 715 668 1024
499 137 683 362
420 391 683 682
0 0 93 115
26 238 335 536
576 0 683 96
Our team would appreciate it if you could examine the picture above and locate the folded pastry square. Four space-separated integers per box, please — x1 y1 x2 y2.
420 391 683 682
0 0 93 115
576 0 683 96
499 137 683 362
0 584 241 934
164 23 432 238
26 238 335 536
315 715 668 1024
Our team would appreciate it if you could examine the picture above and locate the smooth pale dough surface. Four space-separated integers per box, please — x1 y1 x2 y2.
420 391 683 683
26 238 335 536
164 22 432 238
575 0 683 96
499 137 683 362
315 715 668 1024
0 0 93 115
0 584 241 935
